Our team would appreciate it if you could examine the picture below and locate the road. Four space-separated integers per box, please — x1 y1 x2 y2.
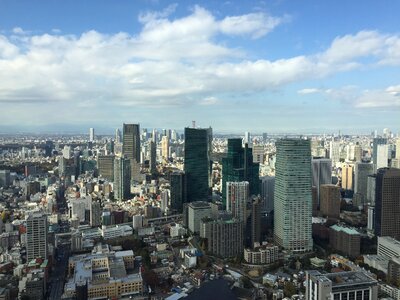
47 245 69 300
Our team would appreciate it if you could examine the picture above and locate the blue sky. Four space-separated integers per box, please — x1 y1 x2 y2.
0 0 399 134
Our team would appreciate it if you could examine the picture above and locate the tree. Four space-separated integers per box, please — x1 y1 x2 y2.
284 282 297 297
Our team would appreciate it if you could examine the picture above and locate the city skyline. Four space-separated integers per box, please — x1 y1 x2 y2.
0 0 399 133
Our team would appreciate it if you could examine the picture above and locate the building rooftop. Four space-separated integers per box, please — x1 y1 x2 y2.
379 236 400 247
330 224 360 235
311 271 377 288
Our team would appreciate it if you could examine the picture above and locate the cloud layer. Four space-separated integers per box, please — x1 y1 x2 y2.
0 5 399 127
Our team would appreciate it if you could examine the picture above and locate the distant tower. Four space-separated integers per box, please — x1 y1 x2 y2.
311 158 332 206
89 128 95 142
373 138 387 169
354 162 374 205
149 141 157 175
170 171 186 212
341 164 354 190
115 128 121 143
26 213 48 261
376 144 389 170
274 138 313 252
161 136 169 159
260 176 274 213
244 131 251 146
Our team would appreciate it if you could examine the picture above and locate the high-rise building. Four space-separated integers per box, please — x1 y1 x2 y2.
0 170 11 188
341 164 354 190
354 162 374 205
252 145 264 164
170 171 186 212
187 201 212 233
226 181 249 223
376 144 389 170
148 141 156 175
90 201 102 227
222 138 259 208
329 140 340 165
200 217 244 258
311 158 332 205
114 156 131 201
89 128 95 142
367 174 377 205
260 176 274 213
251 198 262 247
320 184 341 219
122 124 141 181
373 137 387 166
274 138 313 252
396 139 400 159
354 142 363 162
374 168 400 239
160 190 169 213
97 155 115 181
244 131 251 146
329 225 360 257
161 136 169 159
184 127 212 202
115 128 121 143
26 213 48 261
305 271 378 300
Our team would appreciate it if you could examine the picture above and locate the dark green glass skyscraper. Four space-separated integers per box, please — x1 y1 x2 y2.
222 138 259 207
184 127 212 202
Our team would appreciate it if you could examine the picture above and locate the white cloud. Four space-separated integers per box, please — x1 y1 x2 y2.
297 88 321 94
0 5 400 126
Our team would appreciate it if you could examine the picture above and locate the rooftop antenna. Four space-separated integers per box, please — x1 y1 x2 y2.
192 120 196 128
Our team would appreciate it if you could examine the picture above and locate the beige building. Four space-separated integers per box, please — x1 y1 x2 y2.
244 243 279 265
341 164 354 190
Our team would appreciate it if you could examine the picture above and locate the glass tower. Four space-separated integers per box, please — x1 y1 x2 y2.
274 138 313 252
184 127 212 202
222 138 259 208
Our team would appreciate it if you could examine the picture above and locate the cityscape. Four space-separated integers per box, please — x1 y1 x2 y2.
0 1 400 300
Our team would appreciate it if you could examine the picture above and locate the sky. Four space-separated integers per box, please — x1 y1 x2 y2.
0 0 399 134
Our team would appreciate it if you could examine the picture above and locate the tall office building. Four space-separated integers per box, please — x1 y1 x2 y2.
161 136 169 159
222 138 259 208
341 164 354 190
97 155 115 181
184 127 212 202
329 140 341 165
170 171 186 212
354 142 363 162
260 176 274 213
0 170 11 188
274 138 313 252
376 144 389 170
226 181 249 222
90 201 102 227
374 168 400 239
244 131 251 146
311 158 332 205
89 128 95 142
396 139 400 159
320 184 341 219
122 124 141 181
114 157 131 201
148 141 156 175
251 198 262 247
354 162 374 205
252 145 264 164
26 213 48 261
373 137 387 167
115 128 121 143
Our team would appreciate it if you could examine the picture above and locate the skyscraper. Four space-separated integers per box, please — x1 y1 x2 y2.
170 171 186 212
222 138 259 208
26 213 48 261
226 181 249 222
244 131 251 146
341 164 354 190
115 128 121 143
113 156 131 200
90 201 102 227
89 128 95 142
148 141 156 175
373 137 387 166
251 197 262 247
354 142 363 162
274 138 313 252
122 124 141 182
354 162 374 205
376 144 389 170
184 127 212 202
311 158 332 205
161 136 169 159
320 184 341 219
374 168 400 239
97 155 115 181
329 140 340 165
260 176 274 213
